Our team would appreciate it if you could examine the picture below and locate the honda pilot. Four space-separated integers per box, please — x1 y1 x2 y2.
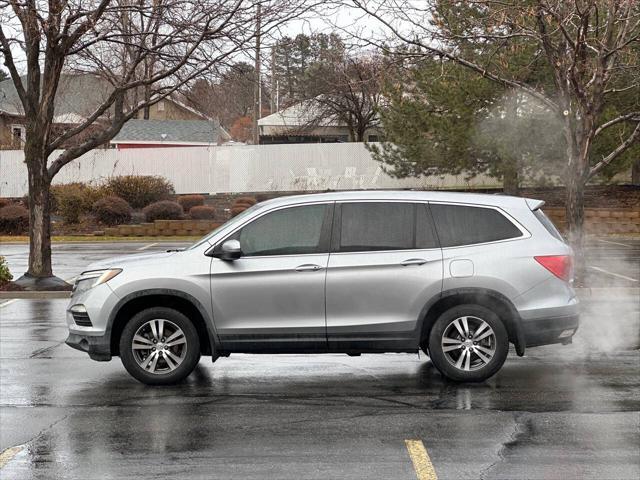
66 191 579 384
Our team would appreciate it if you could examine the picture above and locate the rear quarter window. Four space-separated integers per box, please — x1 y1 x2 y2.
430 204 523 247
533 209 565 242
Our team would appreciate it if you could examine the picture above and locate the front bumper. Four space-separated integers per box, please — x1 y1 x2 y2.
65 333 112 361
522 314 580 347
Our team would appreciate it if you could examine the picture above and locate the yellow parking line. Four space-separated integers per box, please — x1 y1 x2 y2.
0 445 24 469
405 439 438 480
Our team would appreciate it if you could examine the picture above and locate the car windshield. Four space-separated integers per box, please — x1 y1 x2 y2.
186 203 263 250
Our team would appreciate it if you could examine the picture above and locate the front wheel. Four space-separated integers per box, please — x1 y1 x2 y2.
119 307 201 385
428 304 508 382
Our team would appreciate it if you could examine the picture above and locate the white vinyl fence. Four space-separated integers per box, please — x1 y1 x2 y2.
0 143 502 197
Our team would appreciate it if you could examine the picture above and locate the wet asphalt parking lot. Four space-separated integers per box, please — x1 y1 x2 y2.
0 240 639 479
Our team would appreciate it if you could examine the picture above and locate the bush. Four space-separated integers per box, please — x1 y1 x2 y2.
233 196 257 207
230 196 257 217
189 205 216 220
59 193 84 224
0 198 12 209
92 196 132 226
143 200 183 222
178 194 205 212
0 205 29 234
0 256 12 283
51 183 107 224
104 175 174 209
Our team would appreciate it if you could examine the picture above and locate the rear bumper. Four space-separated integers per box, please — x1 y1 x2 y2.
65 333 112 361
522 314 579 347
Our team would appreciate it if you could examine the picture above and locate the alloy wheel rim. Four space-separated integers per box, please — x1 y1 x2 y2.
131 319 187 375
441 316 496 372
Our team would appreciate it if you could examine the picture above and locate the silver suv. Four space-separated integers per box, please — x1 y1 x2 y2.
66 191 579 384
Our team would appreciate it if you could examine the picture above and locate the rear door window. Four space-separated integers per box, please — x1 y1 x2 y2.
430 204 523 247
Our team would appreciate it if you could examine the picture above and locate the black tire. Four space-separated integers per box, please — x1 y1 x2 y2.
119 307 201 385
428 304 508 382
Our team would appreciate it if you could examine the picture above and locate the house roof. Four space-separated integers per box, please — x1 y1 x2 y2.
111 119 230 145
0 74 213 125
0 74 113 119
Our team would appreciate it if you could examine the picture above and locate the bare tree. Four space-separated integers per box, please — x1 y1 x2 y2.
349 0 640 273
0 0 312 288
301 54 386 141
185 63 260 129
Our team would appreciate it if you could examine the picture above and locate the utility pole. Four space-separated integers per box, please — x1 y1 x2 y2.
270 44 276 114
253 3 261 145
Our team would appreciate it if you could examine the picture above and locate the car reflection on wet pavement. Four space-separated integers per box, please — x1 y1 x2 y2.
0 241 639 479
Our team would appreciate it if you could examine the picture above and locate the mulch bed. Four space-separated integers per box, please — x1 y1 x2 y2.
0 281 25 291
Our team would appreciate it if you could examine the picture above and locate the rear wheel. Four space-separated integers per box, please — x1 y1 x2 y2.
119 307 201 385
428 304 508 382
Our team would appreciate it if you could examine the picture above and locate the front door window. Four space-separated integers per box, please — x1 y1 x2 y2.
235 204 330 256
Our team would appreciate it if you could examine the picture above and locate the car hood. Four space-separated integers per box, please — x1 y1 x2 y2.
85 250 179 271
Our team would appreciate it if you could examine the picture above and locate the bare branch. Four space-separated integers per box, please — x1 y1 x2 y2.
349 0 561 112
0 25 27 106
594 111 640 137
589 121 640 178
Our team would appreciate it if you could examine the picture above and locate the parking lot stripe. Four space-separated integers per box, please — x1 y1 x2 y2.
138 242 158 251
405 439 438 480
0 445 23 469
0 299 18 308
595 238 632 248
589 265 638 282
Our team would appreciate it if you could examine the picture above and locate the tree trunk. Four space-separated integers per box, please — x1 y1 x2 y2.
632 157 640 186
502 163 519 195
26 158 53 278
143 84 151 120
503 94 520 196
15 146 70 289
565 164 585 283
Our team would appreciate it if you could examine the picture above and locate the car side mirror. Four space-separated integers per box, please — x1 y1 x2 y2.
214 239 242 261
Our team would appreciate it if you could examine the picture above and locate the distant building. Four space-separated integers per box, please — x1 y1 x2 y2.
110 119 231 149
0 74 220 149
0 74 112 149
257 99 381 144
135 95 211 122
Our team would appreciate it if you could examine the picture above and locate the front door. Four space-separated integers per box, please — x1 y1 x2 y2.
326 201 443 352
210 203 333 352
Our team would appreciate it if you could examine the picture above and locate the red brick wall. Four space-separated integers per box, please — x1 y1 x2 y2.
544 208 640 234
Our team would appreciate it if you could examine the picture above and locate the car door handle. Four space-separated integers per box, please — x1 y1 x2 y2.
295 264 324 272
401 258 428 266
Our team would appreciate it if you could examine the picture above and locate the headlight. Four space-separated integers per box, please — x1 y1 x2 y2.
73 269 122 295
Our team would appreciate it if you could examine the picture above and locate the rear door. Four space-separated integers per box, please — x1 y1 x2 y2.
325 201 443 351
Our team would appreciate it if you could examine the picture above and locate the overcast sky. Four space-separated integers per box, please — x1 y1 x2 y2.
0 2 395 79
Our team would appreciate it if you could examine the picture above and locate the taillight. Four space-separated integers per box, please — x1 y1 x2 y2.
534 255 573 282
